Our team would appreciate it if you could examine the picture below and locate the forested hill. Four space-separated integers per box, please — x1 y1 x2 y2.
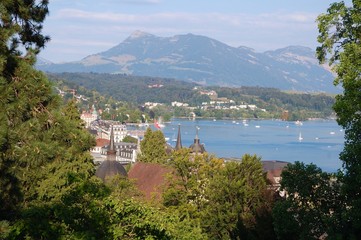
48 72 335 119
47 72 198 104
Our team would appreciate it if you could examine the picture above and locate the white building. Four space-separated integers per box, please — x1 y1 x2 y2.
80 105 99 128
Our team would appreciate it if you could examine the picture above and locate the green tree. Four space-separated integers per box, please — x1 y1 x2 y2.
164 151 272 239
105 197 206 240
122 135 138 143
138 127 168 163
201 154 270 239
317 1 361 236
273 162 344 240
0 0 49 58
0 1 114 238
0 0 50 219
163 149 224 220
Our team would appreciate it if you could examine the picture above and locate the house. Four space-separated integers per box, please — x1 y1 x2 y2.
91 138 110 164
80 104 99 128
262 160 289 196
100 142 138 164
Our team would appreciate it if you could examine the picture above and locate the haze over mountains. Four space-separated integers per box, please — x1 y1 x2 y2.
37 30 338 93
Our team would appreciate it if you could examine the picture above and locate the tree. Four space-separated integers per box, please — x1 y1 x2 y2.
163 151 273 239
163 149 223 213
201 154 270 239
138 127 168 163
0 0 49 51
0 0 50 217
273 162 344 240
317 1 361 236
105 197 206 240
0 1 114 238
122 135 138 143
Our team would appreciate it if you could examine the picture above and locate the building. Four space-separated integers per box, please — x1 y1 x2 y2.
173 125 206 154
80 104 99 128
91 120 128 142
175 124 182 151
91 138 110 164
189 127 206 154
95 125 127 182
262 160 289 195
99 141 138 164
112 123 127 142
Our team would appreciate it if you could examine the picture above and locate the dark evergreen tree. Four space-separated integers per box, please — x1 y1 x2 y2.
0 1 109 238
0 0 50 220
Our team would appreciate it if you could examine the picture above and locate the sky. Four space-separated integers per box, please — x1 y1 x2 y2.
39 0 350 63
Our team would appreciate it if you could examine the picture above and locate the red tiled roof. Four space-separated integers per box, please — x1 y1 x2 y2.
128 162 173 200
96 138 110 147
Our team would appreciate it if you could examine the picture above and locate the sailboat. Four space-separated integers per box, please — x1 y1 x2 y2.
154 117 165 129
298 132 303 141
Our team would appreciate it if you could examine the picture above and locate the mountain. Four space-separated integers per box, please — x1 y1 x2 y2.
37 30 338 93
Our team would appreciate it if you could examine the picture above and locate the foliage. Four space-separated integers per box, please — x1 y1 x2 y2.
163 149 223 211
48 72 335 121
201 154 270 239
47 72 198 105
317 1 361 237
0 0 51 220
8 178 112 239
105 197 206 240
122 135 138 144
273 162 344 240
212 86 335 120
164 151 275 239
0 2 113 239
138 128 168 163
0 0 50 57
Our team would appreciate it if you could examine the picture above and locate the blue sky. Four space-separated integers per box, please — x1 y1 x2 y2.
39 0 350 63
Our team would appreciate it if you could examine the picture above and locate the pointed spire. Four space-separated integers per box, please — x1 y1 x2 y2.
194 126 200 143
175 124 182 150
107 125 116 159
137 136 141 154
95 124 127 182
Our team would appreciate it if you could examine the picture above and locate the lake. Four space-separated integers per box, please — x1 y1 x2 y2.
160 118 344 172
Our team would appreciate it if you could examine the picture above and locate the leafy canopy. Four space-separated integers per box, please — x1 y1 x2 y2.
317 1 361 236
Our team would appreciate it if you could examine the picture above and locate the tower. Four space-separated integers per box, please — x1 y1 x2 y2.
175 124 182 150
189 126 206 154
95 125 127 182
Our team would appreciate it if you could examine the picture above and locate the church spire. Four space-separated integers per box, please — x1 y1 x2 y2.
107 125 116 160
195 126 199 142
175 124 182 150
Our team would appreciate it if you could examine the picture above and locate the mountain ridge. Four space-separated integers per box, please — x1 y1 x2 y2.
37 30 338 93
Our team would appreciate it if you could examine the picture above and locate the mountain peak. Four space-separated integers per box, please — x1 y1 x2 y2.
128 30 154 39
266 45 314 56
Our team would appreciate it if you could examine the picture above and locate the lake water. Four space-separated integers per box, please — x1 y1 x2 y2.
161 119 344 172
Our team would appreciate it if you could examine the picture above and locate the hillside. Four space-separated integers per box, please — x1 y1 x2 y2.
48 72 335 120
38 31 338 93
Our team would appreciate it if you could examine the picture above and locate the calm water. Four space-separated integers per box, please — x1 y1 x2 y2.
160 119 344 172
